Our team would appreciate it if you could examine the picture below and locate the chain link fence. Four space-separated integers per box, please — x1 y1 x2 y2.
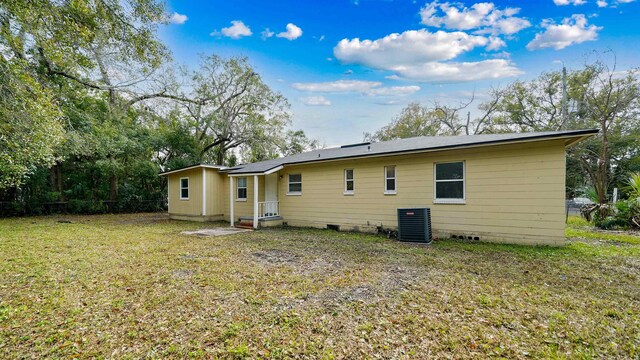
0 198 167 217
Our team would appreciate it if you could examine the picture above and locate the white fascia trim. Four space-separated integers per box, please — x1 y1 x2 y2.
159 164 226 176
264 165 284 175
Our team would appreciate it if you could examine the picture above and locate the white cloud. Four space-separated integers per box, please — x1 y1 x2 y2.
277 23 303 40
553 0 587 5
300 96 331 106
261 28 274 40
420 1 531 35
293 80 421 98
596 0 636 6
527 14 602 50
319 35 325 41
375 99 403 105
486 36 506 51
211 20 252 39
334 29 488 67
292 80 381 92
364 86 421 96
388 59 523 82
333 29 522 82
168 12 188 25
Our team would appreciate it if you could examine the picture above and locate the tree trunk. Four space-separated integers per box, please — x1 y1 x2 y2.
49 162 65 200
597 126 608 204
215 141 226 166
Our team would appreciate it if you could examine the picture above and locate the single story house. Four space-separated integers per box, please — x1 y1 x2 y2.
159 129 597 246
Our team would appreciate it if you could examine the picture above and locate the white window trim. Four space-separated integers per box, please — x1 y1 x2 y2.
433 161 466 204
236 177 247 201
344 169 354 195
179 177 189 200
287 174 302 196
384 166 397 195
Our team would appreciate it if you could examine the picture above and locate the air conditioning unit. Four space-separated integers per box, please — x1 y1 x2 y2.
397 208 432 243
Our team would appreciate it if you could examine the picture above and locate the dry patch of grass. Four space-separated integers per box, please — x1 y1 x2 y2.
0 213 638 358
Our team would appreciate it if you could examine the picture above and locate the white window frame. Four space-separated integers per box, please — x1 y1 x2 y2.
384 166 397 195
433 161 466 204
287 173 302 195
344 169 354 195
236 177 247 201
179 177 189 200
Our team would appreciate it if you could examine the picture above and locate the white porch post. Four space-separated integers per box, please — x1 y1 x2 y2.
202 168 207 216
229 176 234 227
253 175 259 229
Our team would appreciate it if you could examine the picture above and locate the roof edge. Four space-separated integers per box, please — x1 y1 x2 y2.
225 129 599 174
158 164 227 176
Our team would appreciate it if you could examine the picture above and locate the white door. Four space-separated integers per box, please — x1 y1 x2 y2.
264 173 278 216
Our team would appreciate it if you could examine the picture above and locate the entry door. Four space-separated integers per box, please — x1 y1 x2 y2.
264 173 278 216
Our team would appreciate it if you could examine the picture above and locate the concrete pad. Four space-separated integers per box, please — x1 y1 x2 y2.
181 227 252 237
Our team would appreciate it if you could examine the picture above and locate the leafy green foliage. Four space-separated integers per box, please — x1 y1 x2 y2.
364 102 447 141
0 59 64 188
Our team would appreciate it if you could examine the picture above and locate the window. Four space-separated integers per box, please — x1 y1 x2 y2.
434 161 465 203
288 174 302 194
236 177 247 200
384 166 396 194
180 177 189 200
344 169 354 194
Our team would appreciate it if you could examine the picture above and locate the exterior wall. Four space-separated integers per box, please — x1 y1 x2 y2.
205 168 225 217
222 175 264 222
275 140 567 246
167 168 225 221
167 168 203 217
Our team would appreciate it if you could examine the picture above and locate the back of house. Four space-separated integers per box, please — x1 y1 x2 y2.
160 129 597 246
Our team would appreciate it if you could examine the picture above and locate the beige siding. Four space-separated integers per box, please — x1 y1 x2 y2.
222 175 264 222
275 140 567 245
167 168 202 216
205 168 225 217
168 168 226 220
168 140 567 245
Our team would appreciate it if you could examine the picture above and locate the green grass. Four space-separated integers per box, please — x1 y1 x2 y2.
566 215 640 245
0 213 638 358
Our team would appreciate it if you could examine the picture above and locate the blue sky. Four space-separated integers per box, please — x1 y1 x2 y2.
159 0 639 145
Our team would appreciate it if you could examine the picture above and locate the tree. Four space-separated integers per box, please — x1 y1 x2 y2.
0 59 64 188
0 0 176 193
364 102 446 142
281 130 321 156
364 93 502 142
183 55 291 165
485 55 640 203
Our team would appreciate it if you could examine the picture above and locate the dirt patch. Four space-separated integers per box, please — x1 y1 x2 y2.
181 228 251 237
252 249 299 265
117 213 170 225
306 285 378 308
568 237 632 247
171 269 195 279
301 257 344 275
178 253 217 261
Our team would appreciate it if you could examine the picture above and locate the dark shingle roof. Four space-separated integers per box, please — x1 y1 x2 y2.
224 129 598 174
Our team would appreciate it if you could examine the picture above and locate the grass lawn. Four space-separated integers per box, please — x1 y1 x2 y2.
1 214 638 358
